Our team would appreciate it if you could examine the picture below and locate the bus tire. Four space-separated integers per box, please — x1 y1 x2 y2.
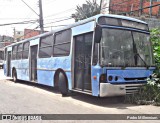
58 72 68 96
12 69 17 82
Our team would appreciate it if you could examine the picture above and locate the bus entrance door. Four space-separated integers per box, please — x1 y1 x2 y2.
30 45 38 82
74 33 92 91
7 51 11 76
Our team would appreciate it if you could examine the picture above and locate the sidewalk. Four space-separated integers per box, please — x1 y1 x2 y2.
0 69 12 80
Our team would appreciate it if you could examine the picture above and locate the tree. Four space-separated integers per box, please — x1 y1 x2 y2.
72 0 100 22
150 28 160 76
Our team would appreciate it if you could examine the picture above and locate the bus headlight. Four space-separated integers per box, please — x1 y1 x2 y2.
108 76 113 81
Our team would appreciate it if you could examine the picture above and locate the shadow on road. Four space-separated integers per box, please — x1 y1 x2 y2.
10 79 134 109
70 93 134 109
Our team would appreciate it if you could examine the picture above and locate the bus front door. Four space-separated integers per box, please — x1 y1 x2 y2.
7 51 11 76
30 45 38 81
74 33 93 91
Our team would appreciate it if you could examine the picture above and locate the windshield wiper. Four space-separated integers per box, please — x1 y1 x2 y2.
134 53 148 68
132 32 148 68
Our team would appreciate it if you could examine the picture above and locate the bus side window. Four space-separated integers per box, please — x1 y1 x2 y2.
39 35 53 58
12 45 17 60
22 42 29 59
17 43 23 59
53 29 71 57
3 48 6 61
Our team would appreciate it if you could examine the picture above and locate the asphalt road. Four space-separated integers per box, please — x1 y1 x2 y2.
0 69 160 123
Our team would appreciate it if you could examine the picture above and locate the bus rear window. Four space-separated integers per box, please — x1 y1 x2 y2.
98 17 148 31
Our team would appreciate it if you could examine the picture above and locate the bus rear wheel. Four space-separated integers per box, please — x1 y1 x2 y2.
58 72 68 96
12 69 17 82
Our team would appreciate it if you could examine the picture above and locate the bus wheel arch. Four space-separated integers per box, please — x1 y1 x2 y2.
54 69 68 96
12 67 17 82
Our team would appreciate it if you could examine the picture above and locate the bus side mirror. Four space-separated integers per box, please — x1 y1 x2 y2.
94 25 102 43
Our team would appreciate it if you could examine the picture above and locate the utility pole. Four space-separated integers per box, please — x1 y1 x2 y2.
100 0 110 14
100 0 103 14
39 0 44 34
149 0 153 17
13 27 16 42
139 0 143 16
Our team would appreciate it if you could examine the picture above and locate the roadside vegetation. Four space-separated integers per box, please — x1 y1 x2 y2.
72 0 100 22
125 28 160 106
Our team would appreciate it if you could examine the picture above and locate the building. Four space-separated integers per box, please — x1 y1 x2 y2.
110 0 160 16
24 29 41 39
14 31 24 42
0 35 14 48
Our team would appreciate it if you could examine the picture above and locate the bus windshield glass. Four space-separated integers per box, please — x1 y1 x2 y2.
98 17 148 31
100 28 154 67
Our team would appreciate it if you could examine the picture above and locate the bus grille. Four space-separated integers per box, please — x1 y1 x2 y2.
125 84 144 95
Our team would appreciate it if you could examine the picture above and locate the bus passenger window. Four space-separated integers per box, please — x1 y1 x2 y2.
22 42 29 59
17 43 23 59
12 45 17 60
39 35 53 58
53 29 71 57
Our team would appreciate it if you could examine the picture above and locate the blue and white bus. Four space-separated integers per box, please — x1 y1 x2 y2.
4 14 155 97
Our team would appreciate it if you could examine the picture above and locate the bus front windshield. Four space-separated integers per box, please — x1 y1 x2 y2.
100 28 154 67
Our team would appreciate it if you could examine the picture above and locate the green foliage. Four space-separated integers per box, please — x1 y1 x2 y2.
125 75 160 105
150 28 160 75
72 0 100 22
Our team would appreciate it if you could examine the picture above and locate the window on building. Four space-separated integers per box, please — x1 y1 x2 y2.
53 29 71 56
39 35 53 58
22 42 30 59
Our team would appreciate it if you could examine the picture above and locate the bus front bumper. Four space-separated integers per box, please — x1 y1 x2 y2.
99 83 144 97
100 83 125 97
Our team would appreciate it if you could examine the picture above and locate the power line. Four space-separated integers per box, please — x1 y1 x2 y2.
43 17 72 25
24 21 39 29
44 0 57 5
0 18 37 20
0 20 38 26
44 8 75 18
21 0 39 17
43 25 68 28
16 17 73 40
44 16 73 20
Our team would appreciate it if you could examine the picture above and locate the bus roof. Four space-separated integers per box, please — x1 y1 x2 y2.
5 14 147 48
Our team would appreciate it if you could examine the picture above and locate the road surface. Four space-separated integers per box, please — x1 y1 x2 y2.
0 69 159 123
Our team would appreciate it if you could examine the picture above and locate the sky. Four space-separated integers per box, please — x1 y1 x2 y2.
0 0 101 37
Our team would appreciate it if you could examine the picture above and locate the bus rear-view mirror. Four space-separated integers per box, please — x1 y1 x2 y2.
94 25 102 43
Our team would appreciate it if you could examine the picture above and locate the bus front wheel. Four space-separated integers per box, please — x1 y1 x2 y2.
58 72 68 96
12 69 17 82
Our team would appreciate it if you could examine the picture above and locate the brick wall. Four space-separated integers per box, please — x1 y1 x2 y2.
110 0 160 16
